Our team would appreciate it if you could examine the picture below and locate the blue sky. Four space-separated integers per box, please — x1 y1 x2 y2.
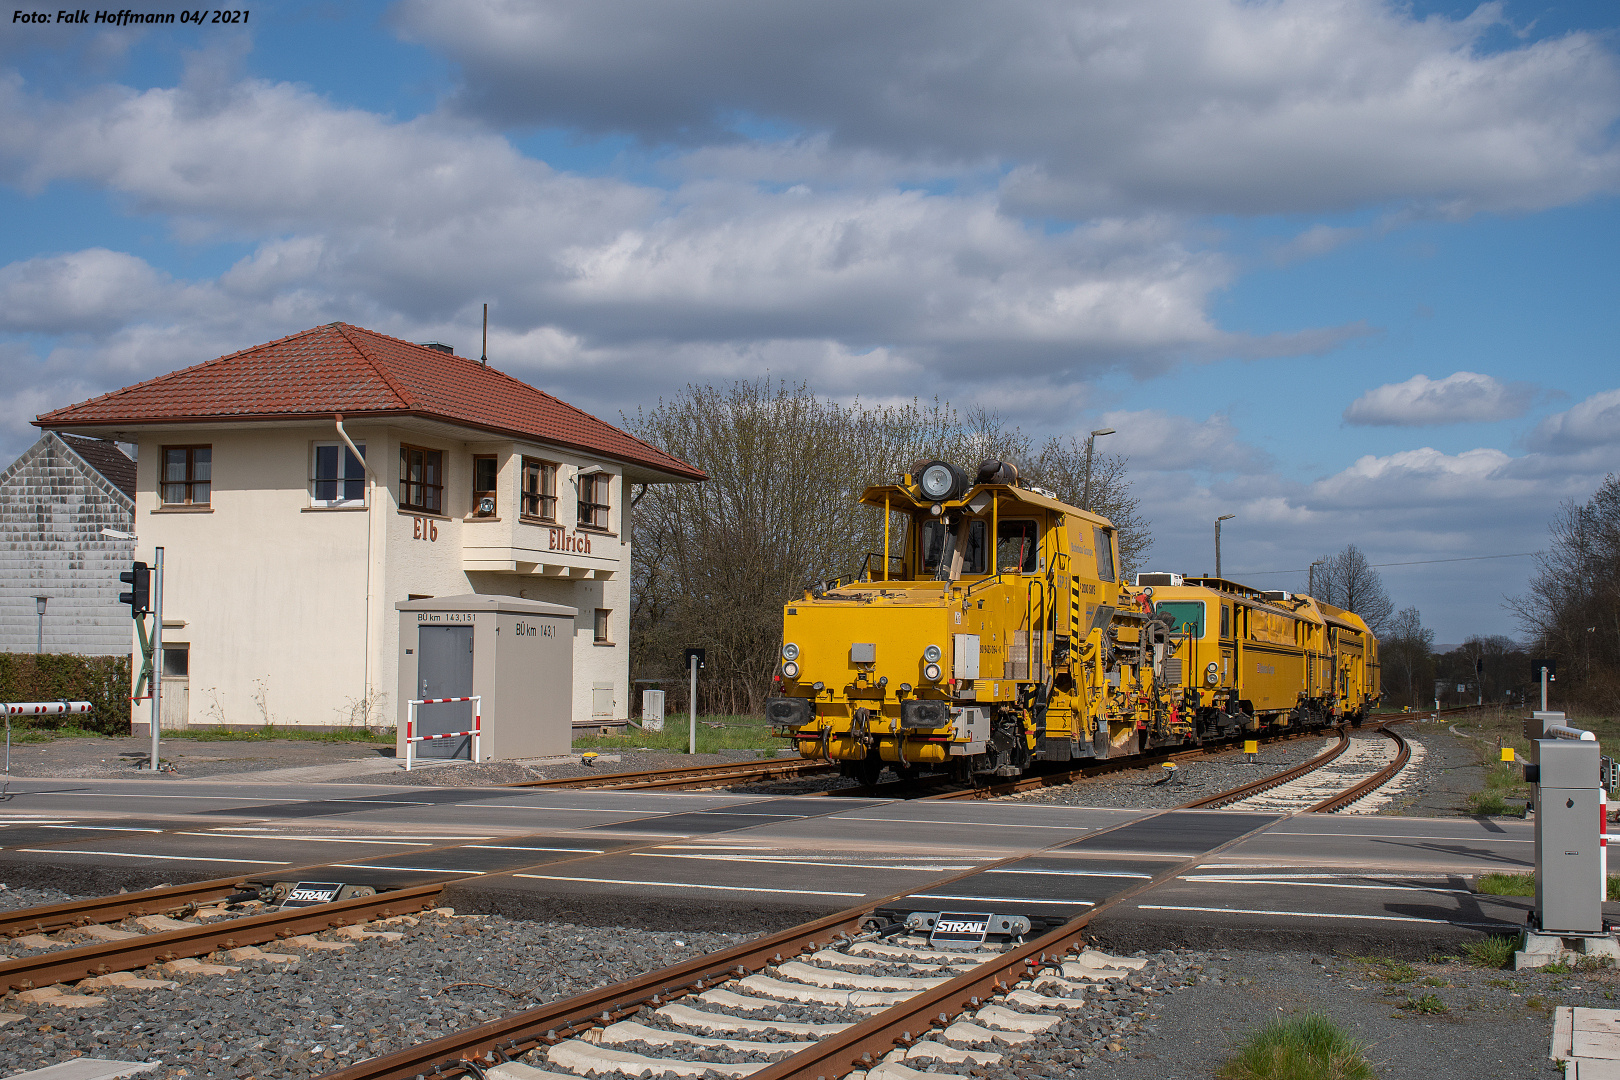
3 0 1618 644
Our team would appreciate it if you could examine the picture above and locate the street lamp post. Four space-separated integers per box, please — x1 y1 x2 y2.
33 596 47 653
1215 515 1235 579
1080 428 1115 511
1308 559 1326 597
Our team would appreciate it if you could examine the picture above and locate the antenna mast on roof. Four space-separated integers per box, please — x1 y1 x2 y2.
481 303 488 367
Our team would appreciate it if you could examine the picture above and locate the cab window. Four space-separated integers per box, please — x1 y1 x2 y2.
996 520 1039 572
1155 601 1205 637
920 519 986 575
1220 604 1231 638
1093 526 1116 582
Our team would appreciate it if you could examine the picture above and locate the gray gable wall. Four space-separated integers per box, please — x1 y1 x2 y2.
0 432 137 655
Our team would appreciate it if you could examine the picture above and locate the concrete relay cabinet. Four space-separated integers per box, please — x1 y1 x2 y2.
396 594 577 762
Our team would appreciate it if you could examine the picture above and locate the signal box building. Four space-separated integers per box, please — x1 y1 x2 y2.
33 323 703 741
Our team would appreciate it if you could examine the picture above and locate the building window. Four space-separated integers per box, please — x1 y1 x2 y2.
161 445 211 505
399 444 443 513
578 471 611 530
162 644 189 678
521 458 557 521
594 608 611 643
312 442 366 506
472 455 498 516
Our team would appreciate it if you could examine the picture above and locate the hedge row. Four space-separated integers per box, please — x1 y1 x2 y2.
0 653 132 734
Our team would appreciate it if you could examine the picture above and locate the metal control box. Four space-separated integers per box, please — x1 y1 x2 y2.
1533 738 1603 934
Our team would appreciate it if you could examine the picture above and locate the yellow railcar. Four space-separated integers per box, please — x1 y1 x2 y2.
764 461 1179 783
1138 574 1381 734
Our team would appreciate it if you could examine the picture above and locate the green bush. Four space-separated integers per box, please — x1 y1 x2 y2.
1217 1012 1374 1080
0 653 131 735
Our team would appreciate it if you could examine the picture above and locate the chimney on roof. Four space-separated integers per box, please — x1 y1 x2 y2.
417 342 455 355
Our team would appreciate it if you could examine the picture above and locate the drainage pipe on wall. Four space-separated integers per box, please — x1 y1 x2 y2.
335 414 377 724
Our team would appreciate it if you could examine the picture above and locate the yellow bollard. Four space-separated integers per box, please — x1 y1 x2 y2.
1244 740 1258 754
1501 747 1515 763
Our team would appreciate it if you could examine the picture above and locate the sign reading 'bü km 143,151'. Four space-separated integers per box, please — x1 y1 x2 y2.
548 528 596 554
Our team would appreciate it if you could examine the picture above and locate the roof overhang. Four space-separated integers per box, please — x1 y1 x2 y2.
37 409 705 485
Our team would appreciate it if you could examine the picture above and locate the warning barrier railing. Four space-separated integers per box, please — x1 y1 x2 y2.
404 696 481 772
5 701 93 780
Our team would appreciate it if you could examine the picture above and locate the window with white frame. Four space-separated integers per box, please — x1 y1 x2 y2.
578 471 611 530
312 442 366 506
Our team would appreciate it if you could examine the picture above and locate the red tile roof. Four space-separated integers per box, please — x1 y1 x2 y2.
34 324 704 482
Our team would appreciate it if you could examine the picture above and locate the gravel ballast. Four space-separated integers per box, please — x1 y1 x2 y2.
999 734 1339 809
0 897 759 1080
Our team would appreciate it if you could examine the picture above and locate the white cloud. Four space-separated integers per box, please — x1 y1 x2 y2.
1342 371 1536 426
1526 388 1620 454
0 249 183 334
1087 409 1273 474
394 0 1620 218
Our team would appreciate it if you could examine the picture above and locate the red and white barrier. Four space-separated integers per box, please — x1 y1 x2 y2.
5 701 93 715
1602 790 1609 901
404 696 481 771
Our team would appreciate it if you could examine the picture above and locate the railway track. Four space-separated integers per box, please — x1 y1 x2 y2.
0 709 1425 1066
506 757 836 791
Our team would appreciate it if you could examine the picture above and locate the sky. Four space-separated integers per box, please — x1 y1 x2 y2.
2 0 1617 645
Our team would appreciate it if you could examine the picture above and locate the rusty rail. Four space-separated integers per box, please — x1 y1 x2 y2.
0 876 251 939
1179 726 1352 809
1309 723 1410 813
504 757 834 790
0 884 442 993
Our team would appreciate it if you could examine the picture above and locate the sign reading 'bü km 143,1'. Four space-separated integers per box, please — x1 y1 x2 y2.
548 528 596 554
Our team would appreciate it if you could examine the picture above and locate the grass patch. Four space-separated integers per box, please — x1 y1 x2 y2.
572 715 781 754
1368 960 1419 984
1216 1012 1374 1080
1398 992 1448 1014
1477 873 1535 896
158 725 391 743
1462 935 1519 969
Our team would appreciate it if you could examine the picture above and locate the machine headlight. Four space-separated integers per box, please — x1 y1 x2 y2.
1205 662 1219 673
1205 662 1219 686
782 661 800 680
923 644 942 663
782 642 800 661
919 462 957 501
923 662 943 682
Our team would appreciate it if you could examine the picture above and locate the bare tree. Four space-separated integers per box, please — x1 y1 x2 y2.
624 381 1153 714
1380 606 1435 708
1313 543 1394 636
1509 473 1620 711
1026 437 1152 579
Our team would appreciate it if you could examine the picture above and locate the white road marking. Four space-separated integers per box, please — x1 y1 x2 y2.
835 816 1094 830
908 893 1094 906
329 863 485 874
16 848 289 864
1273 830 1533 843
986 868 1154 878
1137 903 1516 928
474 845 608 853
632 853 974 871
173 832 433 846
1180 877 1473 895
42 825 162 832
513 874 863 897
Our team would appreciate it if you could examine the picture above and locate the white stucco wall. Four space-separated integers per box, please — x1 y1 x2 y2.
120 419 633 735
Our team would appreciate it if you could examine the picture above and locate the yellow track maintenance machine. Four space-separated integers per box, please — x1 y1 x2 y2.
764 460 1182 785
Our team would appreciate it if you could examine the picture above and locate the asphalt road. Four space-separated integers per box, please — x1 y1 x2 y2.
0 775 1543 950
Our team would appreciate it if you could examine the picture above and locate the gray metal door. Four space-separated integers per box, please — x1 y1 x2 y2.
417 625 474 759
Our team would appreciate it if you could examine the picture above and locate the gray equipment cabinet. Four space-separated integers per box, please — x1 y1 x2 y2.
396 594 577 762
1532 738 1604 935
